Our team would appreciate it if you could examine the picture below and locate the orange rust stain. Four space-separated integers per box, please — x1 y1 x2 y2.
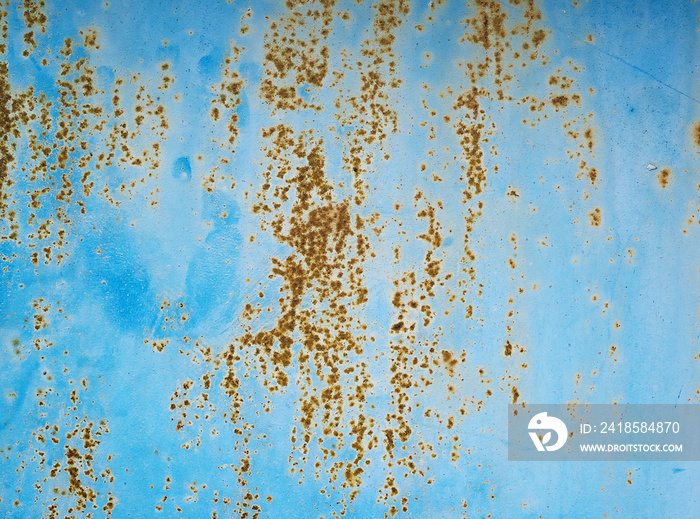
511 386 520 404
657 168 671 188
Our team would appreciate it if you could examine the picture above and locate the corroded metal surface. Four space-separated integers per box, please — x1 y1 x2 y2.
0 0 698 517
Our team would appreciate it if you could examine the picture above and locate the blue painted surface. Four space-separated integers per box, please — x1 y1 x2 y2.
0 0 698 517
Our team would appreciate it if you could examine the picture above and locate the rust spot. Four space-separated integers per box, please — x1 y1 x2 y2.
657 168 671 188
550 94 569 108
587 167 598 186
588 207 602 227
504 341 513 357
532 29 547 46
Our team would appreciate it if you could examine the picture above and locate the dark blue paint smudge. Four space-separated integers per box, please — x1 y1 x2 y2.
172 156 192 181
79 224 153 332
197 50 221 79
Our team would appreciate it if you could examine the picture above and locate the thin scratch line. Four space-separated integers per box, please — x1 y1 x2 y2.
592 45 700 105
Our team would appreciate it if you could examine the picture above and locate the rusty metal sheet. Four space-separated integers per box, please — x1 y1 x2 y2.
1 0 698 517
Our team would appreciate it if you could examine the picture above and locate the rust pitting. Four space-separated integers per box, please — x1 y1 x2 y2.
0 0 621 516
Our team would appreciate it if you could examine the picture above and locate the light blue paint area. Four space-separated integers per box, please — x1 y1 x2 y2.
236 87 251 127
156 42 181 64
1 0 699 518
183 210 244 327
